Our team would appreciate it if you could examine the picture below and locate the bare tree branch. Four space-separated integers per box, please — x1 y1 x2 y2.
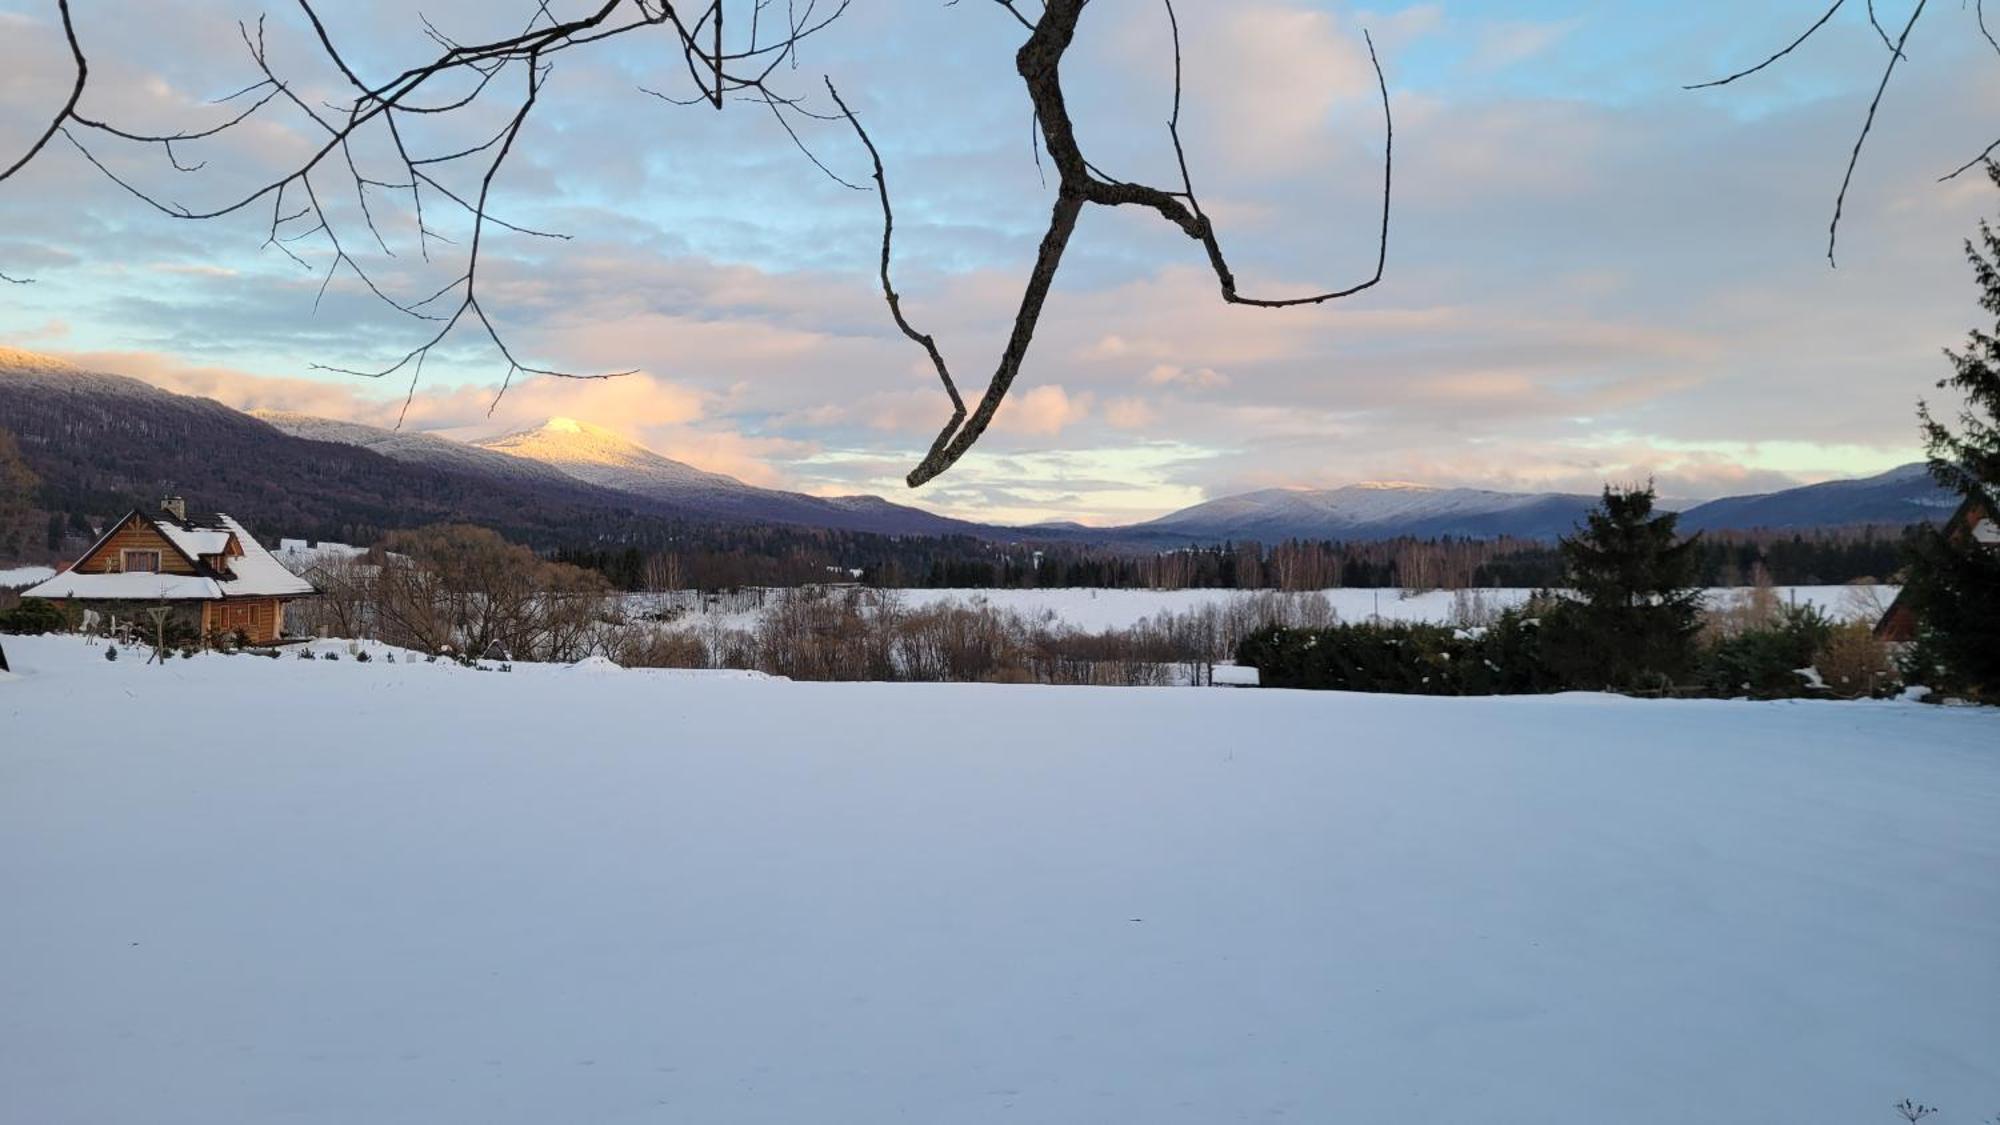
1684 1 1850 90
1827 0 1928 265
0 0 842 415
1 0 1389 488
1687 0 1998 264
843 0 1392 486
0 0 85 182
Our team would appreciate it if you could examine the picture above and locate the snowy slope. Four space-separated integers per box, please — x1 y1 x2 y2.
2 635 1994 1125
253 410 582 488
1126 468 1958 543
476 416 748 496
474 418 981 535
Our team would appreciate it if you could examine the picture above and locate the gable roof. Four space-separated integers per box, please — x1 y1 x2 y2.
207 513 317 597
22 508 318 601
59 509 201 577
1873 491 1997 640
157 521 235 560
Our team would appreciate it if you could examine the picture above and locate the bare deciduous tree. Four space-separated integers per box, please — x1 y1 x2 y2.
0 0 1391 486
375 524 613 660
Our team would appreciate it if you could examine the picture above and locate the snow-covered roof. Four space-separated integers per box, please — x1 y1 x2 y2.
157 524 234 558
21 572 223 601
21 507 318 601
211 514 318 597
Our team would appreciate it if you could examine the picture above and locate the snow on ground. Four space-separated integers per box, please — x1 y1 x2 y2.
0 564 57 589
2 634 1993 1124
646 584 1896 633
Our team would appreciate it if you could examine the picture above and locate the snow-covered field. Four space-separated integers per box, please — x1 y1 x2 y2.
3 634 1994 1124
647 584 1896 633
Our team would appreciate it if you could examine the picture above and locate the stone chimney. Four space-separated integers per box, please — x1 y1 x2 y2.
161 495 186 522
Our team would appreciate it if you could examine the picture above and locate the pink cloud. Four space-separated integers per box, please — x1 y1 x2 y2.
1104 397 1159 430
1145 364 1232 390
995 384 1091 437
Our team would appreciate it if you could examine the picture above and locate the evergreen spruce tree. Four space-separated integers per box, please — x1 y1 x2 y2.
1903 162 2000 697
1546 483 1704 692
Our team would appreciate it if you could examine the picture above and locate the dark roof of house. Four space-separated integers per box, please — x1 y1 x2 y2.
1873 492 1997 639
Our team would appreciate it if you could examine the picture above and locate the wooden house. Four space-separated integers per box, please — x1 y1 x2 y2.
22 498 318 644
1874 491 1999 643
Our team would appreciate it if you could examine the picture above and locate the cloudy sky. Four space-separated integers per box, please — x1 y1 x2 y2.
1 0 1995 525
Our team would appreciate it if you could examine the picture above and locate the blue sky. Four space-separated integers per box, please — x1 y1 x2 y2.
1 0 1995 524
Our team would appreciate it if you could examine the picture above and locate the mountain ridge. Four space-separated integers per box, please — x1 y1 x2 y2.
0 347 1961 546
466 417 984 537
1123 467 1953 544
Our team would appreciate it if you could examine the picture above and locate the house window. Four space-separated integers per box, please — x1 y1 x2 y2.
123 549 162 573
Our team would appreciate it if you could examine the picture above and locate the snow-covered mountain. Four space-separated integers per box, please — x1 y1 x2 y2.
254 411 581 489
1118 467 1959 543
475 418 748 499
471 418 979 536
1128 482 1604 543
250 410 982 536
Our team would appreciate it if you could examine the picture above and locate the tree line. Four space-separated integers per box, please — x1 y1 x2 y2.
546 525 1908 596
1239 487 1910 700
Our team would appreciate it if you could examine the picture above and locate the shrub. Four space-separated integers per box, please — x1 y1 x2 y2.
1812 621 1897 699
1460 607 1569 695
1698 603 1833 699
614 627 710 669
1700 584 1784 644
0 597 65 635
1236 609 1563 695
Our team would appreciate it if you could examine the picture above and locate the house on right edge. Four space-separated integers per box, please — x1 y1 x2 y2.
1874 492 1999 643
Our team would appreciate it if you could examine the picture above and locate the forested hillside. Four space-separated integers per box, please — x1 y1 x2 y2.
0 353 852 558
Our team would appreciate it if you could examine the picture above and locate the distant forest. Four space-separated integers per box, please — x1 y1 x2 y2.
552 525 1914 593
